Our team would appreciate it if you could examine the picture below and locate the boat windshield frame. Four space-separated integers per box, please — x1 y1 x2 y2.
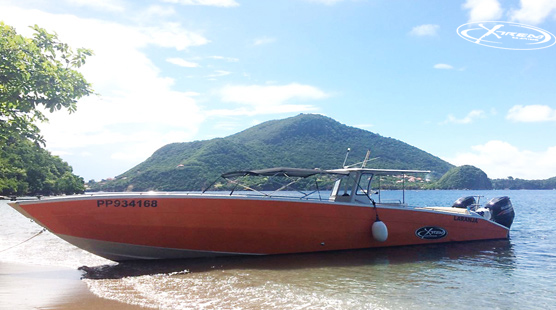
205 167 430 202
209 167 347 200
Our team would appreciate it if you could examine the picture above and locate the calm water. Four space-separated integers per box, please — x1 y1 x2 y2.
1 190 555 309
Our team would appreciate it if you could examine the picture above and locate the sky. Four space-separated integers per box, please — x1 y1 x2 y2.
1 0 556 181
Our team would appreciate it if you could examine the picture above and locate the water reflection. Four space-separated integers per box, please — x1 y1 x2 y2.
80 240 515 280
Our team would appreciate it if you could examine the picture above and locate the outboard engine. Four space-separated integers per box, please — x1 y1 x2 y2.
452 196 476 209
484 196 515 229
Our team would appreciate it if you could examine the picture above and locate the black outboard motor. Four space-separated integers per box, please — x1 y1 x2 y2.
452 196 476 209
485 196 515 229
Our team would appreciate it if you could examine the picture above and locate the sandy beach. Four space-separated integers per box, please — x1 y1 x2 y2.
0 262 143 310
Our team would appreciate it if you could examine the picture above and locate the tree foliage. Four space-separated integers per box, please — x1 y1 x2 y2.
0 22 93 144
0 136 85 196
491 176 556 190
0 22 93 196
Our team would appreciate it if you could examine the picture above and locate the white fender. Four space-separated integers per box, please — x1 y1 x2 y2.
372 220 388 242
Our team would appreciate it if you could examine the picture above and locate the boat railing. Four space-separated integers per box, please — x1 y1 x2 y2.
205 170 338 201
77 191 328 201
218 190 328 201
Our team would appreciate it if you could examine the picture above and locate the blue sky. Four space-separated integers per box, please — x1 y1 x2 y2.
1 0 556 181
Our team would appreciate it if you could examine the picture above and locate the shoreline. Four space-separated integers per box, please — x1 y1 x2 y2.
0 262 143 310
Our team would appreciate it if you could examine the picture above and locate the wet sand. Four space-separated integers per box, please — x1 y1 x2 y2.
0 262 143 310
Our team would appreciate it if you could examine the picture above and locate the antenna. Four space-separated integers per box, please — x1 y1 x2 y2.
362 150 371 168
342 148 351 168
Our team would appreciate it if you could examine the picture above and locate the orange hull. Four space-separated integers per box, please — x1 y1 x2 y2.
9 194 510 261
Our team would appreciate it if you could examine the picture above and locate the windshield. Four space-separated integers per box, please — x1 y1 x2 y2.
356 173 374 196
336 173 357 197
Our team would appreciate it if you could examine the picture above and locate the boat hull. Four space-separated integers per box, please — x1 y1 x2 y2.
9 194 510 261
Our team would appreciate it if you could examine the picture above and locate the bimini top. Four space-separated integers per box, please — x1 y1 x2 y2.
221 167 348 178
221 167 430 179
327 168 431 175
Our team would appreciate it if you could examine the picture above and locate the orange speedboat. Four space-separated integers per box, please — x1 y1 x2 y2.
9 167 515 262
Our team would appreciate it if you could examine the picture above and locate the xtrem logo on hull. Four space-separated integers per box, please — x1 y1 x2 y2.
415 226 447 240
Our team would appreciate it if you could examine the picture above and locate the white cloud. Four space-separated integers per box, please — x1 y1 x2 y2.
462 0 556 25
64 0 126 12
213 83 328 116
463 0 503 21
433 63 454 69
442 110 485 124
207 70 232 78
0 4 208 179
507 105 556 122
447 140 556 179
253 36 276 46
40 90 202 147
212 121 241 131
305 0 346 5
510 0 556 25
409 24 439 36
142 23 209 51
167 58 200 67
51 150 73 156
160 0 239 7
208 55 239 62
141 5 176 18
355 124 374 129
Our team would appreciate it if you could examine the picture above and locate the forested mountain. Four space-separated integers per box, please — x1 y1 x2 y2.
90 114 454 191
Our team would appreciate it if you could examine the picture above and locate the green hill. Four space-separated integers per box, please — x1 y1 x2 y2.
436 165 492 190
89 114 454 191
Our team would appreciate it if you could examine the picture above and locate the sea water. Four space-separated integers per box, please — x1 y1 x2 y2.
1 190 555 309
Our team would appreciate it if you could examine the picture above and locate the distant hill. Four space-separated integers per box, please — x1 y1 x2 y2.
436 165 492 190
89 114 454 191
491 176 556 190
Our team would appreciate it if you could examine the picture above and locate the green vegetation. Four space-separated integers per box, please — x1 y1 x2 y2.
436 165 492 190
492 176 556 190
89 114 454 191
0 136 84 195
0 22 93 145
0 22 93 196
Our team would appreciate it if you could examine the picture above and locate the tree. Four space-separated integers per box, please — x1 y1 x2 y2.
0 135 85 195
0 22 93 144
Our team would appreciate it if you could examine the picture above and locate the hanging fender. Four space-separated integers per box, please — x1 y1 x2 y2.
371 199 388 242
372 220 388 242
